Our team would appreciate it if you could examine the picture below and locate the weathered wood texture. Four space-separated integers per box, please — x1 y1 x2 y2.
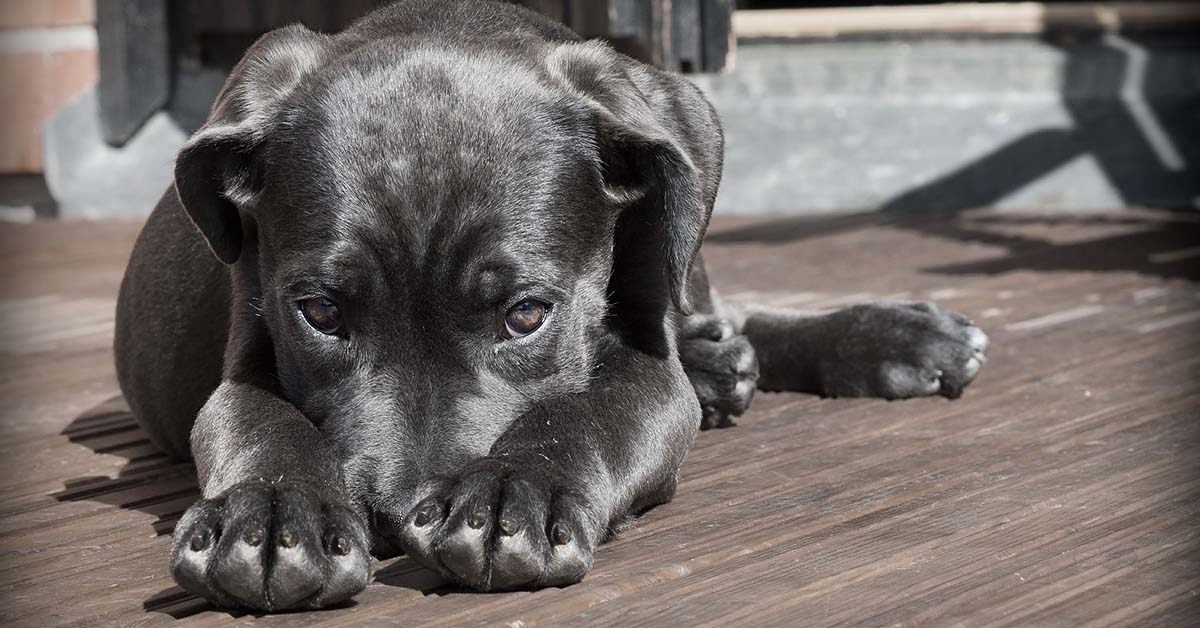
0 208 1197 626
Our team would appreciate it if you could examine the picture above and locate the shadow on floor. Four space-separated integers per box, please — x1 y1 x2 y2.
708 210 1200 283
58 397 452 619
916 215 1200 280
142 586 218 620
373 556 456 595
137 557 451 620
53 397 215 618
53 395 198 537
709 31 1200 281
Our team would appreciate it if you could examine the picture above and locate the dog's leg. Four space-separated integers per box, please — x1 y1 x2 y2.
721 298 989 400
170 382 371 610
168 330 371 611
394 345 697 592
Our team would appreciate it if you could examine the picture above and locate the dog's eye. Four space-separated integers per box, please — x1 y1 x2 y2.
299 297 341 335
503 299 549 339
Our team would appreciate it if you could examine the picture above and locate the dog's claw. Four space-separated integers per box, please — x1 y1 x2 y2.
413 503 433 527
551 522 571 546
190 528 212 551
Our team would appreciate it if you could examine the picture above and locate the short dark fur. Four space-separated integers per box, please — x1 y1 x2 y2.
115 0 988 611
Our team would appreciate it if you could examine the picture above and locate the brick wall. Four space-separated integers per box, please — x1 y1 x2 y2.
0 0 98 173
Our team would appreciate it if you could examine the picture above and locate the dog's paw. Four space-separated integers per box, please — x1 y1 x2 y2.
822 301 989 400
170 481 370 611
678 315 759 429
397 458 596 591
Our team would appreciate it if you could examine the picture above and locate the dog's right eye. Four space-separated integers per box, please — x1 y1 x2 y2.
299 297 341 335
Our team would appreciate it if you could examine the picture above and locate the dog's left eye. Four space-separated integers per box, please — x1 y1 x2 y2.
299 297 341 335
503 299 549 339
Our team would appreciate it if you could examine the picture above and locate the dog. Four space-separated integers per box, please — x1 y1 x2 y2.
114 0 988 611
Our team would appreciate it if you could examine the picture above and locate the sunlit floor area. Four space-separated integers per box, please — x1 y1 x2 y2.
1 207 1197 626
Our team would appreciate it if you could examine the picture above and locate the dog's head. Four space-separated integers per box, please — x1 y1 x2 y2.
174 25 714 548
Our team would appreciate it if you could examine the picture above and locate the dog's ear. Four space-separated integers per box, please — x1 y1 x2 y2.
548 41 719 316
174 25 332 264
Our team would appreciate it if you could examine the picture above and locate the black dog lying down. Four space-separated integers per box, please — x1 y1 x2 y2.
114 0 988 611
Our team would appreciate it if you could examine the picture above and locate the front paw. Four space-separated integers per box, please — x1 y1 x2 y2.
170 481 370 611
824 301 989 400
397 459 596 591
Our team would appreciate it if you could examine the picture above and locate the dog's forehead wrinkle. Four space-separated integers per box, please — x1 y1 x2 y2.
307 44 579 186
327 190 571 304
265 48 608 282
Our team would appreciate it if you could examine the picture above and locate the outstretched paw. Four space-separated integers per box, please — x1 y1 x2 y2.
170 481 370 611
679 315 759 429
822 301 989 400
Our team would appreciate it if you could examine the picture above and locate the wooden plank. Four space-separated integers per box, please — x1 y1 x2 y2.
0 208 1196 626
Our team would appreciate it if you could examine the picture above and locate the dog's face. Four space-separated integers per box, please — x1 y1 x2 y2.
258 44 616 518
173 29 709 548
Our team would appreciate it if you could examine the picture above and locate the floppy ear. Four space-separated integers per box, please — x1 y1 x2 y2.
174 25 332 264
548 41 721 316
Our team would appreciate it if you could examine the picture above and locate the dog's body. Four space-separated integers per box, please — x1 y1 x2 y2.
115 0 987 611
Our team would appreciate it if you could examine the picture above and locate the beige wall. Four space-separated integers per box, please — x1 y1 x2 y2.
0 0 98 173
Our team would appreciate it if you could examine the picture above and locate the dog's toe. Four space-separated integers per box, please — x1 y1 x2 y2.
538 497 593 587
488 478 550 588
170 500 226 604
264 490 332 608
207 487 272 608
966 325 990 354
879 362 943 399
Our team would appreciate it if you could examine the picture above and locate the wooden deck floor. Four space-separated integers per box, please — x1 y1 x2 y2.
0 208 1197 626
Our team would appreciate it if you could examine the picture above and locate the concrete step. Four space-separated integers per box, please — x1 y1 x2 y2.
37 25 1200 218
691 31 1200 214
